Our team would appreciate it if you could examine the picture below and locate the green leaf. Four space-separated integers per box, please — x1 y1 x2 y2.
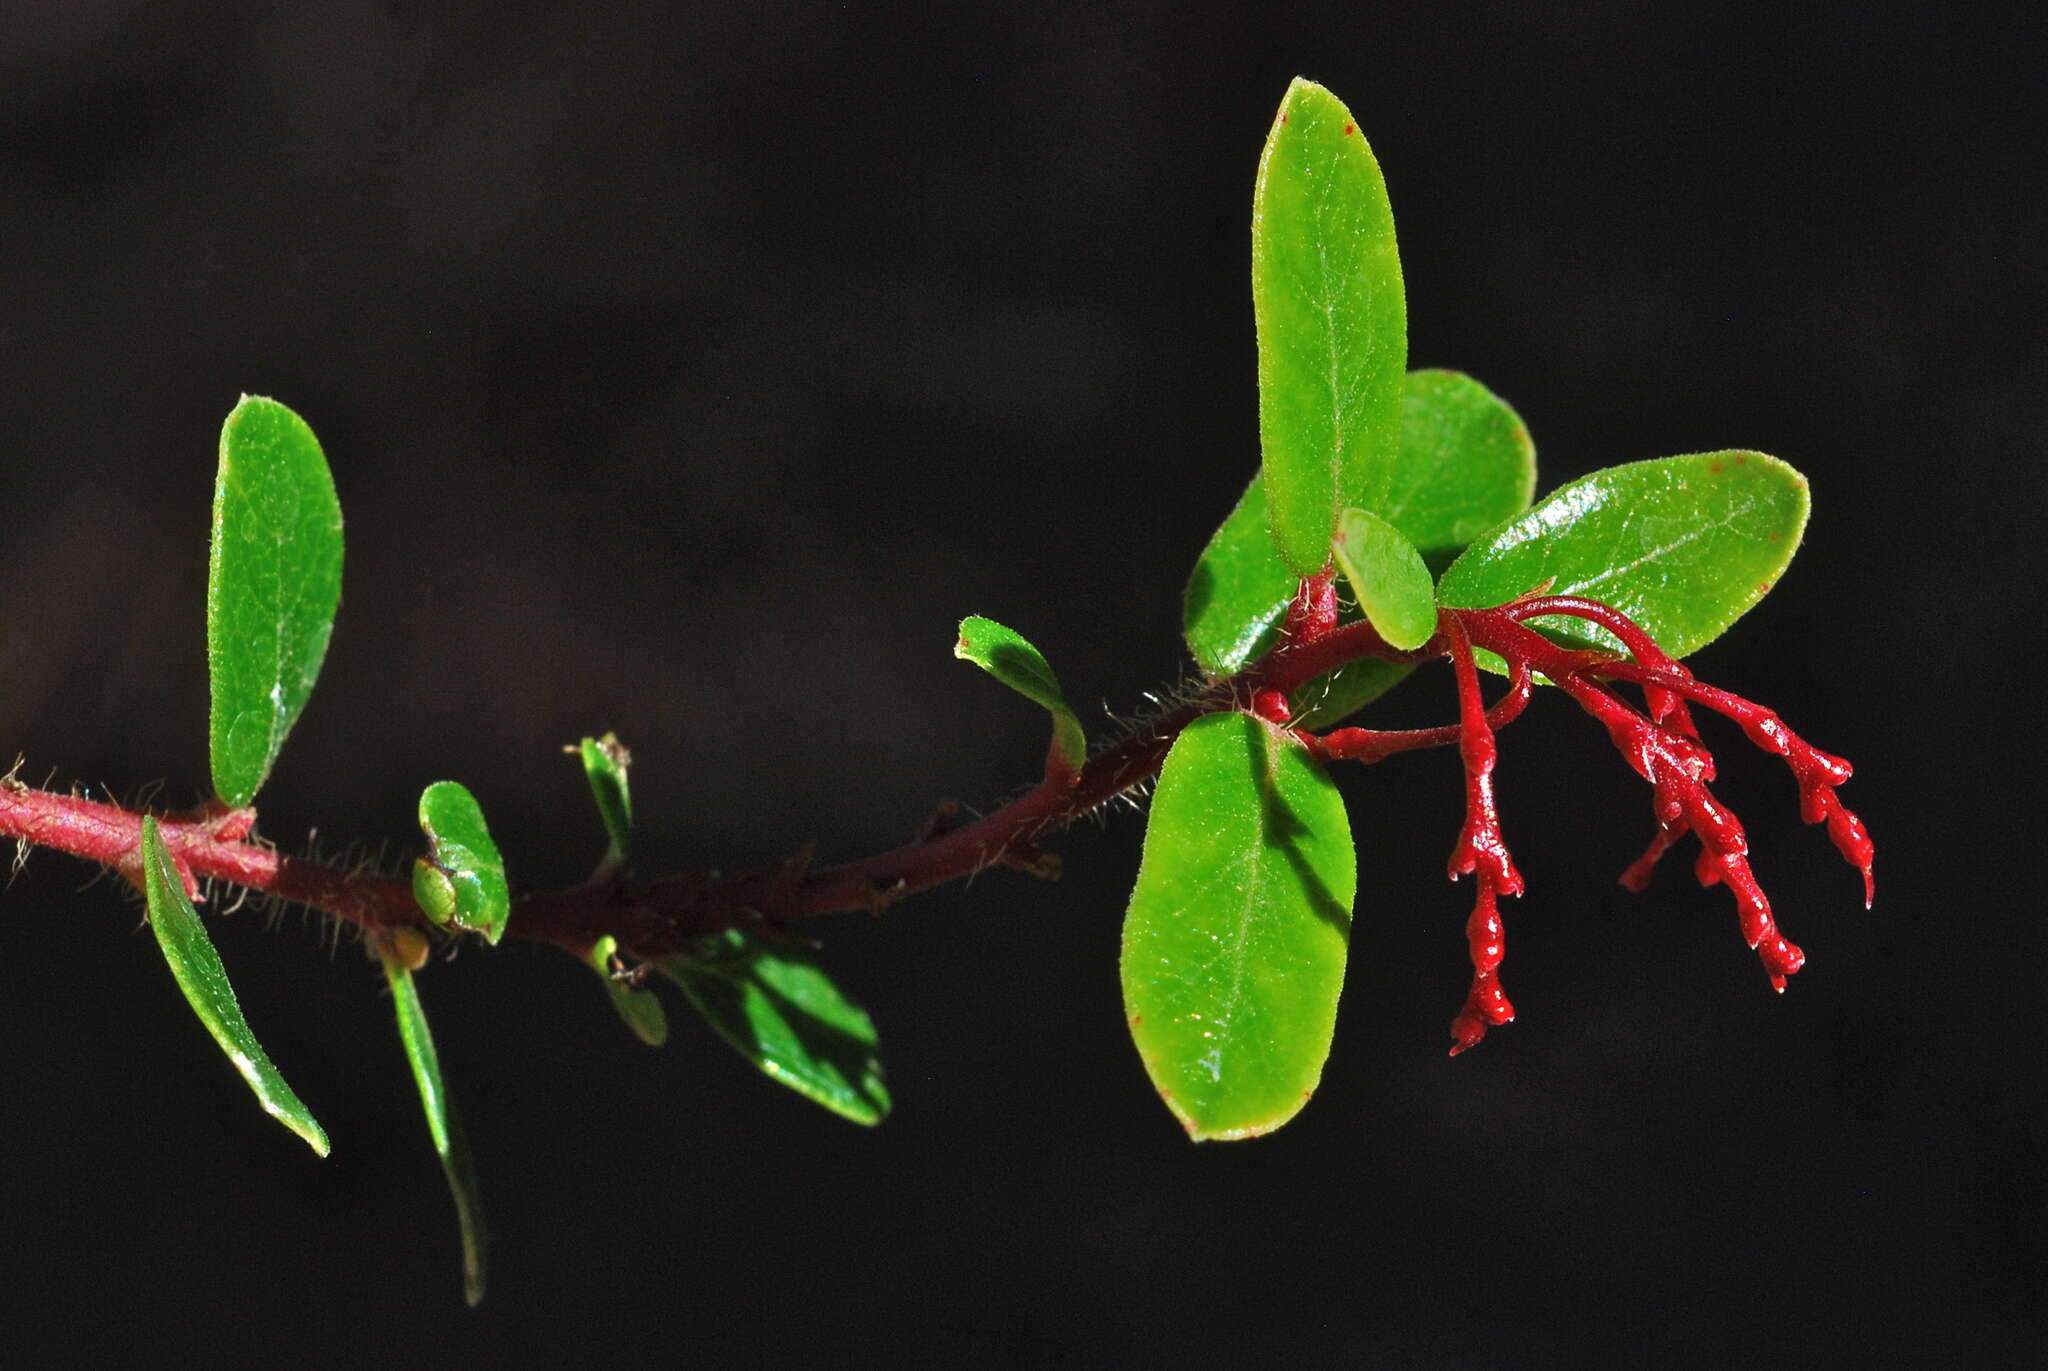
658 930 889 1126
413 781 510 946
1436 451 1810 662
1120 712 1356 1140
1386 369 1537 569
953 616 1086 774
378 952 487 1307
1182 476 1293 678
1287 657 1414 732
207 396 344 807
587 935 668 1047
1178 472 1413 726
1183 370 1534 676
138 817 330 1156
1330 507 1437 651
572 734 633 864
1253 77 1406 576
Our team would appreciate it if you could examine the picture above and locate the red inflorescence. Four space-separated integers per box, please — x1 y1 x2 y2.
1440 612 1524 1055
1300 594 1873 1054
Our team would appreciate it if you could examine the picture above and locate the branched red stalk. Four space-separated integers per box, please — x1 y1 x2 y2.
1457 605 1873 994
1440 611 1523 1056
0 591 1868 1026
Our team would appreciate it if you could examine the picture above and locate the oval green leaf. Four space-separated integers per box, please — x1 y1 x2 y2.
1184 370 1535 676
1183 476 1294 678
1386 369 1537 568
378 952 487 1307
208 396 344 807
587 935 668 1047
1120 712 1356 1140
1331 507 1437 651
1436 451 1810 661
1254 78 1406 576
572 733 633 865
659 931 889 1126
415 781 510 946
954 616 1086 774
138 817 330 1156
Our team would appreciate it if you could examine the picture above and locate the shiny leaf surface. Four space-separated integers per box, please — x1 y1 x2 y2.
1253 78 1406 575
414 781 509 945
1437 451 1809 661
1121 712 1355 1140
139 818 329 1156
207 396 344 807
954 616 1086 773
659 931 889 1126
379 952 487 1307
1331 507 1436 651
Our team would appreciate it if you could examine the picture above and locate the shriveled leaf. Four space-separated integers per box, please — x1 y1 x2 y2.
1184 371 1533 675
1331 507 1436 651
587 935 668 1047
1120 712 1356 1140
413 781 509 946
379 952 487 1307
1385 369 1536 568
138 817 329 1156
659 931 889 1126
1253 77 1406 575
207 396 344 807
954 616 1086 774
1437 452 1810 663
572 734 632 864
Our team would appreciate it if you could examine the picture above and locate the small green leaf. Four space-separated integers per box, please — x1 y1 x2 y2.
414 781 510 946
1254 78 1406 576
1183 477 1294 679
412 861 458 926
207 396 344 807
953 616 1086 774
658 930 889 1126
1386 369 1537 568
1183 370 1534 676
378 952 487 1307
1330 507 1437 651
587 935 668 1047
1120 712 1356 1141
572 734 633 864
1179 473 1413 726
1287 657 1414 732
1436 452 1810 663
138 817 329 1157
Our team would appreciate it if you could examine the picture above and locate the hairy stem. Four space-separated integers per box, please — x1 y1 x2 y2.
0 593 1867 996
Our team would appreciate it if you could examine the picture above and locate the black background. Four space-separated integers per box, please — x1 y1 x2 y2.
1 3 2041 1366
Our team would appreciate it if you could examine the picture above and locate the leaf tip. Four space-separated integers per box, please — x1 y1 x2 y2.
289 1115 333 1158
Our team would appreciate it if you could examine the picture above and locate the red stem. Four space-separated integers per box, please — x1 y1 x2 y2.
1441 611 1522 1055
0 595 1868 1009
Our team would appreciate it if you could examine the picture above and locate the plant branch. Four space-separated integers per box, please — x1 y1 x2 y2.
0 593 1867 989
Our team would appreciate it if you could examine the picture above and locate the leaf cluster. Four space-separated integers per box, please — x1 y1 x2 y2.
1101 80 1804 1138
